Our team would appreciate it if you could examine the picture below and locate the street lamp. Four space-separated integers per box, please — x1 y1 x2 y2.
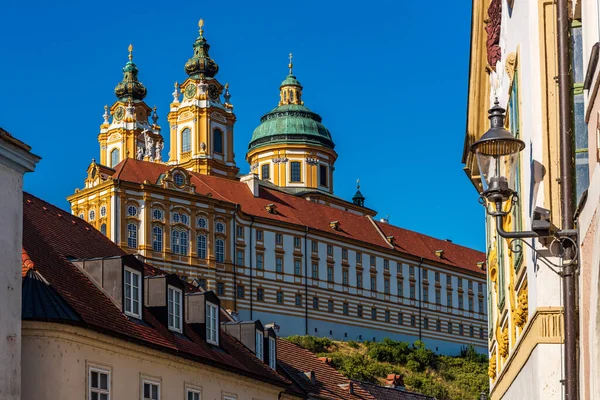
471 100 575 239
471 99 524 209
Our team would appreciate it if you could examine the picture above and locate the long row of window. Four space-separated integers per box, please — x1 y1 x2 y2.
89 366 231 400
260 162 329 187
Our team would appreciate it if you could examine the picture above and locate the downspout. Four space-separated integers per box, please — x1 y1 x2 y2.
304 226 309 335
417 257 424 342
556 0 578 398
250 216 254 320
232 205 239 311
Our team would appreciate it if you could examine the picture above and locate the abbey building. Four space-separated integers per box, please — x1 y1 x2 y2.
68 20 487 355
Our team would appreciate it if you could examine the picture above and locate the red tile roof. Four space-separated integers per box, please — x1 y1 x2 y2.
277 339 377 399
22 192 289 388
112 159 485 274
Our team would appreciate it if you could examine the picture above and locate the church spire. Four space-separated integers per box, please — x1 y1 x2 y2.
184 19 219 79
352 179 366 207
114 44 147 101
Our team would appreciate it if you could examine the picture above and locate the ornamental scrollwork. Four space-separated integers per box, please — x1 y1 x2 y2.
488 351 497 379
513 286 529 328
272 157 289 164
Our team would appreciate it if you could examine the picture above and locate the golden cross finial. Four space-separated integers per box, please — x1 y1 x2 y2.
199 19 204 35
128 44 133 61
288 52 293 74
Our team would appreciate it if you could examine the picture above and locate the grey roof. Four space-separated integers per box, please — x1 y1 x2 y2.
356 381 436 400
22 269 81 322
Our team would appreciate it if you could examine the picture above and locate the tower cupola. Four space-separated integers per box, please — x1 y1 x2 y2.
352 180 366 207
246 54 338 194
184 19 219 79
114 45 147 101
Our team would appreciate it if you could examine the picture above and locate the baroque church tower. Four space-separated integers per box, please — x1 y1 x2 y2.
246 54 337 194
167 20 238 178
98 45 164 168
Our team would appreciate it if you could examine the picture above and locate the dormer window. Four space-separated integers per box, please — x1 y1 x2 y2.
269 337 276 369
173 172 185 187
255 330 264 361
206 302 219 345
168 286 182 333
124 267 141 318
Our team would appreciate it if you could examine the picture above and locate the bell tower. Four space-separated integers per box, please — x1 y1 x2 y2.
98 45 164 167
167 20 238 178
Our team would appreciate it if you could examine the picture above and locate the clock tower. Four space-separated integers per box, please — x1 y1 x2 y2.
167 20 238 178
98 45 164 168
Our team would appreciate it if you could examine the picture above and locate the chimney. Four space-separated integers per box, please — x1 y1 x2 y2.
349 382 355 395
241 173 260 197
1 129 40 400
385 374 405 390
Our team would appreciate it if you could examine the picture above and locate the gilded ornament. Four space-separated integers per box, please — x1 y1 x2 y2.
497 325 509 358
513 286 529 327
488 351 497 379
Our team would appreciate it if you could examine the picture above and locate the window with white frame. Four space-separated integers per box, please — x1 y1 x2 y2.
197 234 207 259
181 128 191 153
89 210 96 221
89 367 110 400
100 205 107 217
215 238 224 263
127 223 137 248
100 224 107 236
127 205 137 217
215 221 225 233
186 388 201 400
172 229 189 255
110 148 119 168
255 330 263 361
197 217 207 229
142 380 160 400
269 336 276 369
172 212 180 223
206 302 219 345
168 286 182 332
124 268 141 318
152 208 163 220
152 226 163 252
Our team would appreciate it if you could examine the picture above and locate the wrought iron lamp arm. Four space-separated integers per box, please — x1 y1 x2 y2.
495 215 539 239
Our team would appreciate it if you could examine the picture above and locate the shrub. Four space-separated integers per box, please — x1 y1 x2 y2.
286 335 335 353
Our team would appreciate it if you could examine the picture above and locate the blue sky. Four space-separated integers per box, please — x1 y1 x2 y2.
1 0 484 251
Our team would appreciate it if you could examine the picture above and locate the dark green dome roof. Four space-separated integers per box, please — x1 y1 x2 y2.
280 73 301 87
248 104 335 151
114 50 147 101
184 22 219 79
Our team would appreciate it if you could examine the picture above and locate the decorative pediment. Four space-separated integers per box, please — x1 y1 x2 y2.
160 167 196 194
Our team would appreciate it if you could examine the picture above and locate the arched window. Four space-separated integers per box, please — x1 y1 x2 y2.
216 221 225 233
153 208 163 221
127 223 137 248
213 129 223 154
110 148 120 167
127 205 137 217
290 90 294 102
153 226 163 252
180 214 189 226
215 238 225 263
172 229 188 255
100 223 107 236
172 212 180 223
181 128 191 153
197 234 207 259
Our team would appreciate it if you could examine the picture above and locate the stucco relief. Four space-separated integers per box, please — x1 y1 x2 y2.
513 285 529 328
485 0 502 70
489 350 497 379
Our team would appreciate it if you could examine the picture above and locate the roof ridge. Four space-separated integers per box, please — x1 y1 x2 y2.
367 215 394 249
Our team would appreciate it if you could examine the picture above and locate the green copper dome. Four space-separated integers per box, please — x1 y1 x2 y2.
248 103 334 151
184 21 219 79
114 47 147 101
280 73 301 87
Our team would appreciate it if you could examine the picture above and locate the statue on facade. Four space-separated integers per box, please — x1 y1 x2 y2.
144 132 154 159
136 146 144 160
155 141 163 162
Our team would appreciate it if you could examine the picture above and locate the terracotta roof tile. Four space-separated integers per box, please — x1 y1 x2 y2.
112 159 485 274
277 339 377 399
22 192 289 388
